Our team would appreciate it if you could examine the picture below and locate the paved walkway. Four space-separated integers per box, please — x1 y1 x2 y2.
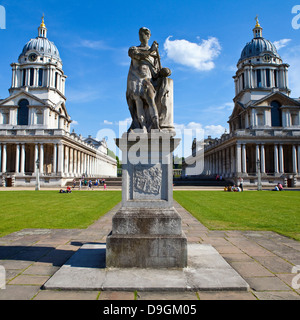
0 201 299 300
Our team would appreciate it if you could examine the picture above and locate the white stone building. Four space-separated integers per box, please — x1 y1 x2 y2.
0 18 117 187
188 19 300 187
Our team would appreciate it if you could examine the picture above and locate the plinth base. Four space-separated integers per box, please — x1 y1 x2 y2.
106 207 187 268
43 243 249 292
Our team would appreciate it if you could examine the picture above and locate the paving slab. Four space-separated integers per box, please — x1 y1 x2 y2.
197 291 257 300
43 243 249 292
99 291 135 300
253 291 300 300
245 276 292 291
137 292 199 300
34 290 99 300
0 285 40 300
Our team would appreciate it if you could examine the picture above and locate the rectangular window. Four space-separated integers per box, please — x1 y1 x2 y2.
38 69 43 87
274 70 278 87
257 113 264 126
266 69 271 87
22 69 26 86
2 112 9 124
30 68 34 86
291 114 299 126
55 72 58 89
256 70 262 88
36 111 43 125
242 73 245 90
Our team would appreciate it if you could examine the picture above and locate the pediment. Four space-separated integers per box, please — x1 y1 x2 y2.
229 102 245 120
0 91 47 108
252 92 300 107
54 101 69 119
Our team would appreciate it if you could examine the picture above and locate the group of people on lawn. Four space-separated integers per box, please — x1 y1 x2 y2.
272 183 284 191
74 178 107 190
223 178 284 192
224 177 244 192
59 177 107 193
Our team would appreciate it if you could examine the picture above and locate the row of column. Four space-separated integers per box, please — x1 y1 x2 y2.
57 144 100 177
0 142 100 177
205 143 300 176
12 66 66 96
235 66 289 95
205 146 236 177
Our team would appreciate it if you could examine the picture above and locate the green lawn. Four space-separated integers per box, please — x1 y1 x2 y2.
0 191 122 238
174 191 300 241
1 190 299 241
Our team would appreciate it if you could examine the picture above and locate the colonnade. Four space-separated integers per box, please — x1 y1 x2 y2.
0 142 101 177
205 143 300 177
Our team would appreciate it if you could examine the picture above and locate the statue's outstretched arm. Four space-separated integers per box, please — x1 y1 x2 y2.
128 47 150 61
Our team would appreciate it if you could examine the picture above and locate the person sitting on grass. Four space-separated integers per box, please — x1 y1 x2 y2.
272 185 279 191
278 183 283 191
67 186 72 193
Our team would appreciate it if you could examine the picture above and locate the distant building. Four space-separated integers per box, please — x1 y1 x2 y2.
0 17 117 187
186 18 300 187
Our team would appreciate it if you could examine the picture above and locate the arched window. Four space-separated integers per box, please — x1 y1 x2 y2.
18 99 29 125
271 101 282 127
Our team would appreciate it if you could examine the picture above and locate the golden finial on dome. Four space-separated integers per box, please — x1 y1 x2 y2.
40 13 46 28
255 15 261 28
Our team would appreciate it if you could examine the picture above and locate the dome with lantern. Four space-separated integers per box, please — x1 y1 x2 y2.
238 17 281 64
18 15 62 63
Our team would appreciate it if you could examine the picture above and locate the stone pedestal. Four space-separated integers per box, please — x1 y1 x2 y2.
106 132 187 268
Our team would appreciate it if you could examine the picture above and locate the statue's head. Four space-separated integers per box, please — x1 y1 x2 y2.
139 27 151 43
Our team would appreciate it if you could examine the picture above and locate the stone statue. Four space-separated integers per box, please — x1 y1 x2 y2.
126 27 174 133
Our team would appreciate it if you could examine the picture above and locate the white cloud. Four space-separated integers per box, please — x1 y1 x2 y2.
204 125 227 137
215 102 234 111
174 122 226 158
163 36 221 71
71 120 79 126
174 121 226 139
76 39 112 50
103 120 113 125
273 39 292 50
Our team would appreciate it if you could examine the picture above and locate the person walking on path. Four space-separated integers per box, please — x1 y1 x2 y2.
239 177 244 192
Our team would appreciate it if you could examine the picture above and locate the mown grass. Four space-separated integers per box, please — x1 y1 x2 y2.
0 191 122 237
1 190 299 241
174 191 300 241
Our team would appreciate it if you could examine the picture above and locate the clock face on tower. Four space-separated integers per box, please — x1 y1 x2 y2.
28 53 38 62
263 54 271 63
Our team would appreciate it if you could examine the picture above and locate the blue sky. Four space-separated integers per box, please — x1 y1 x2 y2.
1 0 300 157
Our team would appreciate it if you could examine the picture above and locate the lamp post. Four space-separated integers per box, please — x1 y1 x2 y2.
256 157 262 191
35 158 40 191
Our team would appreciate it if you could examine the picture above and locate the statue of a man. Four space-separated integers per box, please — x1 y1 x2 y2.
126 27 171 133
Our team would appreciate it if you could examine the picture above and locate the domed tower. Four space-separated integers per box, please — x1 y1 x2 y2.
233 17 290 105
10 15 67 100
7 16 70 131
